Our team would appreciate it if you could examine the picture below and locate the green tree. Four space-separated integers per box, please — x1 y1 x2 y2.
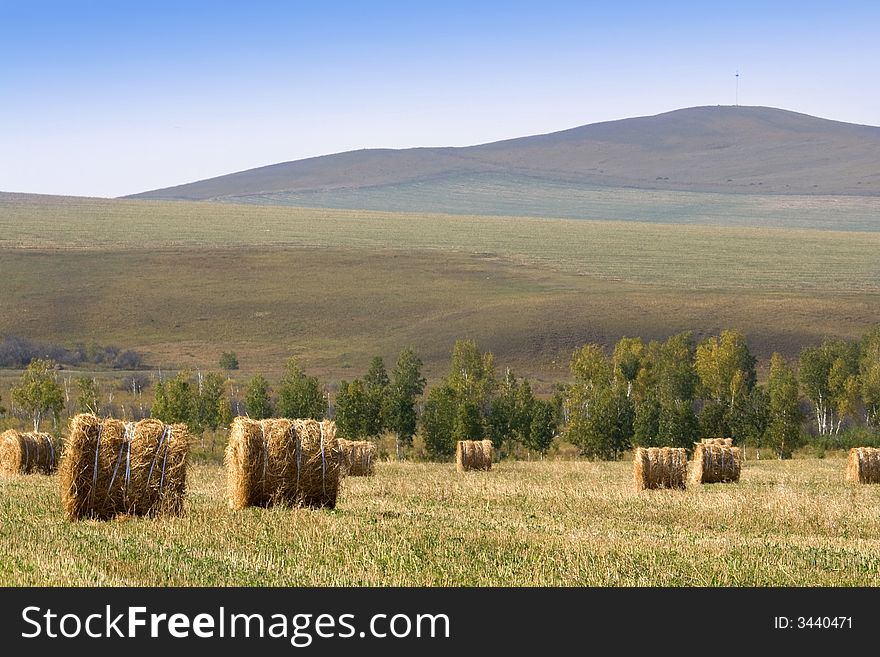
217 396 234 428
448 340 497 410
527 398 557 455
657 398 699 448
76 377 101 415
276 358 327 419
335 379 370 439
151 371 195 425
729 385 769 456
11 358 65 431
861 328 880 428
453 399 484 442
219 352 239 370
632 393 662 447
384 347 426 457
568 381 633 459
422 384 457 458
698 399 729 440
194 372 227 431
244 373 273 419
655 332 699 402
513 378 536 444
800 340 860 435
695 330 756 410
488 369 519 451
612 337 646 398
767 353 802 458
363 356 390 436
566 344 633 459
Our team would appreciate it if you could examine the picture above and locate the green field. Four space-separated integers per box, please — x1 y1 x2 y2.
228 172 880 232
1 194 878 378
1 458 878 586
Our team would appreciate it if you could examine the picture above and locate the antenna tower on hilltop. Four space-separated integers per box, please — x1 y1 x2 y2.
735 71 740 106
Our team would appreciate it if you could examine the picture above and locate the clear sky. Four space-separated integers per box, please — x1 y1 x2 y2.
1 0 878 198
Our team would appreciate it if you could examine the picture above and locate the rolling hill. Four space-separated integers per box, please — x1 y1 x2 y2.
127 106 880 220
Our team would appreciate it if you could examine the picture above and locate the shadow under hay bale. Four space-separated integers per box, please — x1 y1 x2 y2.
338 438 376 477
633 447 688 490
0 430 59 475
225 417 340 509
59 414 190 521
846 447 880 484
455 439 493 472
699 437 733 447
690 443 742 484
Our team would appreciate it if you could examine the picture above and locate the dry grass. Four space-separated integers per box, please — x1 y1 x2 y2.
2 457 878 586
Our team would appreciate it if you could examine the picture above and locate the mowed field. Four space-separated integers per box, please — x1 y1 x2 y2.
1 194 878 378
1 458 878 586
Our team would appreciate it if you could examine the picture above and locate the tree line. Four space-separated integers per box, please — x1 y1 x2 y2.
4 328 879 460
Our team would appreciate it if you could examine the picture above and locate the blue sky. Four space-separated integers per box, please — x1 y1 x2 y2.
1 0 878 197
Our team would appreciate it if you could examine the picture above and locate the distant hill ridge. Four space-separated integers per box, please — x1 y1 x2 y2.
127 106 880 205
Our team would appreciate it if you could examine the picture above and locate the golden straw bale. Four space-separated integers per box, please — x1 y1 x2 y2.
225 417 340 509
338 438 376 476
455 439 493 472
633 446 688 490
0 430 59 475
59 414 190 521
846 447 880 484
699 438 733 447
690 443 742 484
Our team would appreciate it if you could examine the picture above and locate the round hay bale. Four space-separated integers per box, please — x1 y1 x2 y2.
338 438 376 477
0 430 58 475
59 414 190 521
846 447 880 484
690 443 742 484
225 417 340 509
633 446 688 490
455 439 493 472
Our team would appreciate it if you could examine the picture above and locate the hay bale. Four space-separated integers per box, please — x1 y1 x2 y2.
633 447 688 490
690 443 742 484
59 414 190 521
225 417 340 509
0 430 59 475
846 447 880 484
338 438 376 476
699 437 733 447
455 439 493 472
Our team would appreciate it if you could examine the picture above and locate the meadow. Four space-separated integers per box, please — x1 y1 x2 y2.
1 457 878 586
1 194 878 378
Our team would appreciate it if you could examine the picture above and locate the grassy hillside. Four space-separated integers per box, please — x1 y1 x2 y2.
2 458 878 585
0 194 877 378
222 173 880 231
127 106 880 210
